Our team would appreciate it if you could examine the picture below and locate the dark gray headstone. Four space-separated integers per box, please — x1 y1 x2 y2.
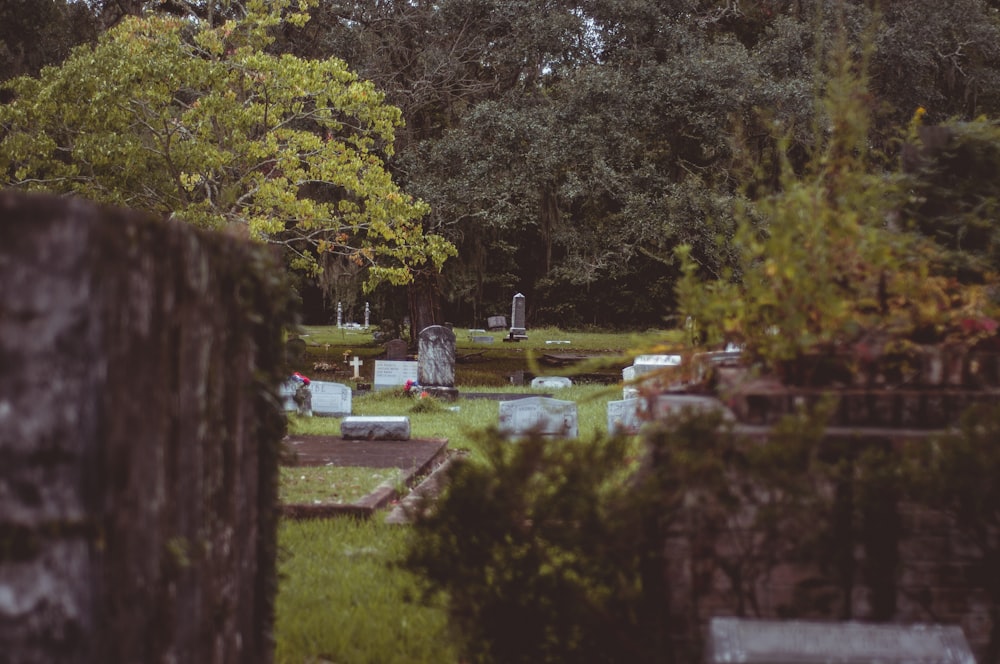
509 293 527 338
706 618 976 664
418 325 456 387
385 338 408 360
487 315 507 330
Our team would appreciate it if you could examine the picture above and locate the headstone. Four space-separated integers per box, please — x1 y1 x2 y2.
340 416 411 441
418 325 458 399
624 354 684 397
607 398 642 434
499 396 578 438
508 293 527 340
349 355 363 379
336 301 342 328
487 315 507 330
632 354 683 376
385 338 408 360
364 302 370 328
373 360 418 391
309 381 352 417
531 376 572 389
472 335 495 344
706 617 976 664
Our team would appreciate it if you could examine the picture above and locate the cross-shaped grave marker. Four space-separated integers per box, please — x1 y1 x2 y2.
349 355 364 379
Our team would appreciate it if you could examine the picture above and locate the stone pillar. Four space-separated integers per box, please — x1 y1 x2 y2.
0 192 293 664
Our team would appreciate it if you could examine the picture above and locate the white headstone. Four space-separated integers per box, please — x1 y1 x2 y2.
632 354 683 375
607 398 642 434
349 355 363 379
499 396 578 438
531 376 573 389
373 360 418 391
309 381 352 417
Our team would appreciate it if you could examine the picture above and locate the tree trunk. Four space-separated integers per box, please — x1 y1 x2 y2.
408 270 442 345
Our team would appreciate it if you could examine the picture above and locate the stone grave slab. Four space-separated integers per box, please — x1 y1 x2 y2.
340 416 411 441
706 617 976 664
499 396 578 438
373 360 418 391
531 376 573 389
309 380 351 417
472 335 495 344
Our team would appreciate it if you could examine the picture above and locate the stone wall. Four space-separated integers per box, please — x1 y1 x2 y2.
647 375 1000 662
0 192 293 663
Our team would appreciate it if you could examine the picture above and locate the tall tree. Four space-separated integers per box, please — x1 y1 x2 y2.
0 0 454 289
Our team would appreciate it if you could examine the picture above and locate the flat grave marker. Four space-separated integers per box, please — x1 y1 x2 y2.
531 376 573 390
706 617 976 664
340 416 411 441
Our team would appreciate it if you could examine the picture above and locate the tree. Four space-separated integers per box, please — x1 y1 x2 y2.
676 26 1000 379
0 0 99 82
0 0 454 289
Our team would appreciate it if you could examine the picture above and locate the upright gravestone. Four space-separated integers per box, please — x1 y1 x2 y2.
508 293 527 341
337 301 343 328
373 360 418 391
706 617 976 664
364 302 370 329
385 338 408 361
499 396 578 438
607 398 642 435
418 325 459 400
309 381 352 417
487 315 507 330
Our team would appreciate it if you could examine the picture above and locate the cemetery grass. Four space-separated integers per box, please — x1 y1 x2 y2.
291 325 686 386
275 383 636 664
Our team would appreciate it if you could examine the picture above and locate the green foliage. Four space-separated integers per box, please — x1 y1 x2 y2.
404 429 652 664
676 33 1000 374
903 118 1000 282
0 0 455 287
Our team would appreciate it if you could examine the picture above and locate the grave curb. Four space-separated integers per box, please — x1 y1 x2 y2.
280 438 449 520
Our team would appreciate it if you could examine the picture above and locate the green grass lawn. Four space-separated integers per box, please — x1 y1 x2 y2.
274 327 670 663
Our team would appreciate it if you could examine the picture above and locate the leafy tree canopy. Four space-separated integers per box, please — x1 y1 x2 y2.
0 0 455 288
